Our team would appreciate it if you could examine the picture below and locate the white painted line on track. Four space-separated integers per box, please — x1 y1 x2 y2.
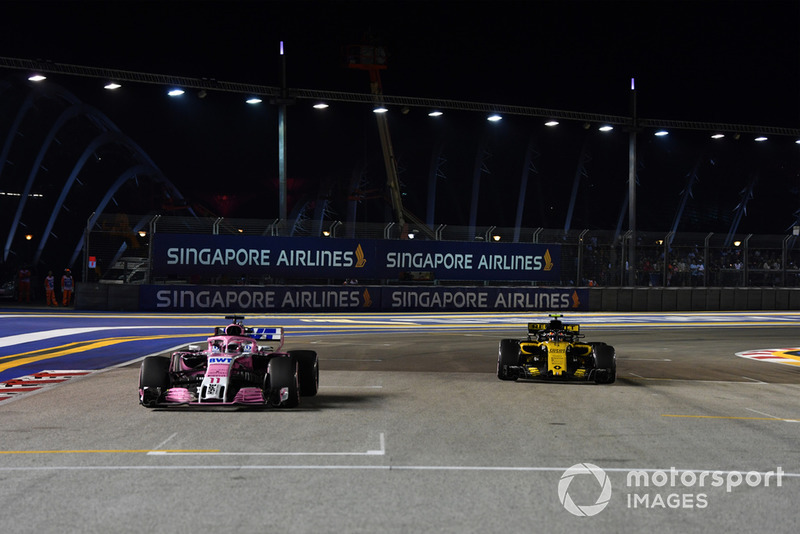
742 376 767 384
319 385 383 389
153 433 178 451
625 358 672 362
747 408 778 418
323 358 383 362
747 408 800 423
630 377 771 384
147 433 386 457
0 465 798 477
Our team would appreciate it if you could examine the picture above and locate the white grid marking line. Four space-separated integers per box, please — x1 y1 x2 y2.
319 385 383 389
0 465 798 476
152 433 178 451
746 408 800 423
147 432 386 457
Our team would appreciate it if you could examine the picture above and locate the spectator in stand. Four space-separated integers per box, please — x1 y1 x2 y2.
17 265 31 303
61 268 74 306
651 261 662 287
642 259 653 286
690 259 702 286
676 259 688 287
45 270 58 307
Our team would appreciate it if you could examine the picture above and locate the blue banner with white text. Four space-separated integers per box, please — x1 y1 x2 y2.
139 285 587 312
151 234 561 282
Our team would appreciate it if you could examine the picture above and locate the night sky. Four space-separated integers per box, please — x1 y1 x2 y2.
1 0 799 234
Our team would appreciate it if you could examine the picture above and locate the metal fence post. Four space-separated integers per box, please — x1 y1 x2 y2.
82 212 94 283
743 234 752 285
703 233 713 287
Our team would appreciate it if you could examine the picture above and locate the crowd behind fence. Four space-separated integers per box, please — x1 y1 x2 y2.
85 214 800 288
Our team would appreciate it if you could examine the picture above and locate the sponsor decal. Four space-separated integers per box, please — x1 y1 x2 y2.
205 365 229 378
208 357 232 364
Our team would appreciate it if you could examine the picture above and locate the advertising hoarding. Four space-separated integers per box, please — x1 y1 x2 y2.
152 234 561 282
139 285 587 312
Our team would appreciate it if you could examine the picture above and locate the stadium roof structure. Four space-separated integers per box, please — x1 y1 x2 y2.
0 74 195 273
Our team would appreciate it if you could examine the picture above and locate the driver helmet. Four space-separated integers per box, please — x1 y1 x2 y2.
225 324 243 336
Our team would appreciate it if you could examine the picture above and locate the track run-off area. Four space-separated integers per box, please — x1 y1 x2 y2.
2 309 800 533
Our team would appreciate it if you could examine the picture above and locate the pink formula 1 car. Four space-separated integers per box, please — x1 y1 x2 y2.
138 315 318 408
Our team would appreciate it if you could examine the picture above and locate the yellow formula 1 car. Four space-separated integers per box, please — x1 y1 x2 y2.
497 314 616 384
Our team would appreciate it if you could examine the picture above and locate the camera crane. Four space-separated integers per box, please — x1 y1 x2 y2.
344 44 407 232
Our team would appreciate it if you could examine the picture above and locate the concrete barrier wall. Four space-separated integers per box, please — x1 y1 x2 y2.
587 287 799 312
75 284 800 312
76 283 140 311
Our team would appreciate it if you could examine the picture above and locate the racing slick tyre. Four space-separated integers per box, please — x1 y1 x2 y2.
592 343 617 384
139 356 171 407
289 350 319 397
265 356 300 408
497 339 521 381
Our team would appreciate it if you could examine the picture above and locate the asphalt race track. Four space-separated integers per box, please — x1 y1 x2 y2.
1 311 800 533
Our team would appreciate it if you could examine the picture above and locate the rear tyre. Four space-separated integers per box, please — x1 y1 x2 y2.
139 356 171 407
497 339 521 381
266 356 300 407
289 350 319 397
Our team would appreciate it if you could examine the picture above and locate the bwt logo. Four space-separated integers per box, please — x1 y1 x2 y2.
209 357 232 364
